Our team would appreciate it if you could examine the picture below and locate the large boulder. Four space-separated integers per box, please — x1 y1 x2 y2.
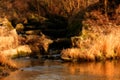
0 18 18 50
0 18 19 68
25 33 53 54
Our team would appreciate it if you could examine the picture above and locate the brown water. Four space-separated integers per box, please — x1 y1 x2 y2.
1 58 120 80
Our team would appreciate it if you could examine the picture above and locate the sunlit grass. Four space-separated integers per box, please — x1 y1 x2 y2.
61 8 120 61
61 21 120 61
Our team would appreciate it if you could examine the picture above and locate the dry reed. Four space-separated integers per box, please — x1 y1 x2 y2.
38 0 99 17
61 22 120 61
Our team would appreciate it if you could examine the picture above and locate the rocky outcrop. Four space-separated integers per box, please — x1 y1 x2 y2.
0 18 30 58
24 33 53 54
0 18 53 68
0 18 19 68
0 18 18 50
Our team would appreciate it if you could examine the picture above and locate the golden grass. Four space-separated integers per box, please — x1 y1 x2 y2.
2 45 32 58
61 48 95 61
61 22 120 61
38 0 99 17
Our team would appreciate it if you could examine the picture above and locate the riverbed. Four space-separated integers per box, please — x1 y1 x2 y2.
1 58 120 80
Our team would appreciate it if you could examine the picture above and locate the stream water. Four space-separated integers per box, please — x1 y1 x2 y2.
1 58 120 80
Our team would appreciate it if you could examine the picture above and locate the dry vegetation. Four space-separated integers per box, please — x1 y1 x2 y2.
37 0 98 17
0 0 99 25
62 24 120 61
61 1 120 61
0 0 118 24
0 0 119 66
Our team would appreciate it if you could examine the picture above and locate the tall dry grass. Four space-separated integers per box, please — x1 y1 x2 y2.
61 10 120 61
61 24 120 61
37 0 99 17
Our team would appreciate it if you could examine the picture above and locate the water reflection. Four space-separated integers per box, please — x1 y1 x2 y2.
1 59 120 80
63 61 120 77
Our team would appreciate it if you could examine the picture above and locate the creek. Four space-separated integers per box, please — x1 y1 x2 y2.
1 58 120 80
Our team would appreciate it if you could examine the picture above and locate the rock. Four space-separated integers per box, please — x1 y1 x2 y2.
39 33 53 52
61 48 81 61
25 34 53 54
25 30 41 35
17 45 32 57
0 18 19 68
1 45 32 58
0 18 14 30
2 49 18 58
0 18 18 51
15 23 24 33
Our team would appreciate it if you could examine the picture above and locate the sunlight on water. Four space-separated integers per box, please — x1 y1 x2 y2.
1 59 120 80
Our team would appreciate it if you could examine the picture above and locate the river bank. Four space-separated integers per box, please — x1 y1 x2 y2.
0 0 119 78
1 58 120 80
